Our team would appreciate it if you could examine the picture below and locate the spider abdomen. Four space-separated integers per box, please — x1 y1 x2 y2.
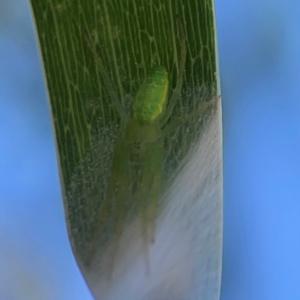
132 66 169 123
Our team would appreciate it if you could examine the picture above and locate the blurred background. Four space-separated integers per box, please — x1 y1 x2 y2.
0 0 299 299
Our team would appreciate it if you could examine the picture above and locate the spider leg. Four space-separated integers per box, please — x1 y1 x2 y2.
106 186 127 279
147 171 162 245
160 16 187 126
84 140 130 273
137 140 164 274
84 176 115 267
162 95 221 136
82 29 129 123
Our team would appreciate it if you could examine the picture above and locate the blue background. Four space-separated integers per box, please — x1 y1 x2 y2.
1 0 299 299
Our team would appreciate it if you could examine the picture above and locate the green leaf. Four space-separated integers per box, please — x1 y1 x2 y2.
30 0 222 299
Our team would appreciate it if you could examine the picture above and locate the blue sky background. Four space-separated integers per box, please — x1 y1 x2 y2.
1 0 300 299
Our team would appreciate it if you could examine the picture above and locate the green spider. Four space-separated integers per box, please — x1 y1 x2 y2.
83 18 218 273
